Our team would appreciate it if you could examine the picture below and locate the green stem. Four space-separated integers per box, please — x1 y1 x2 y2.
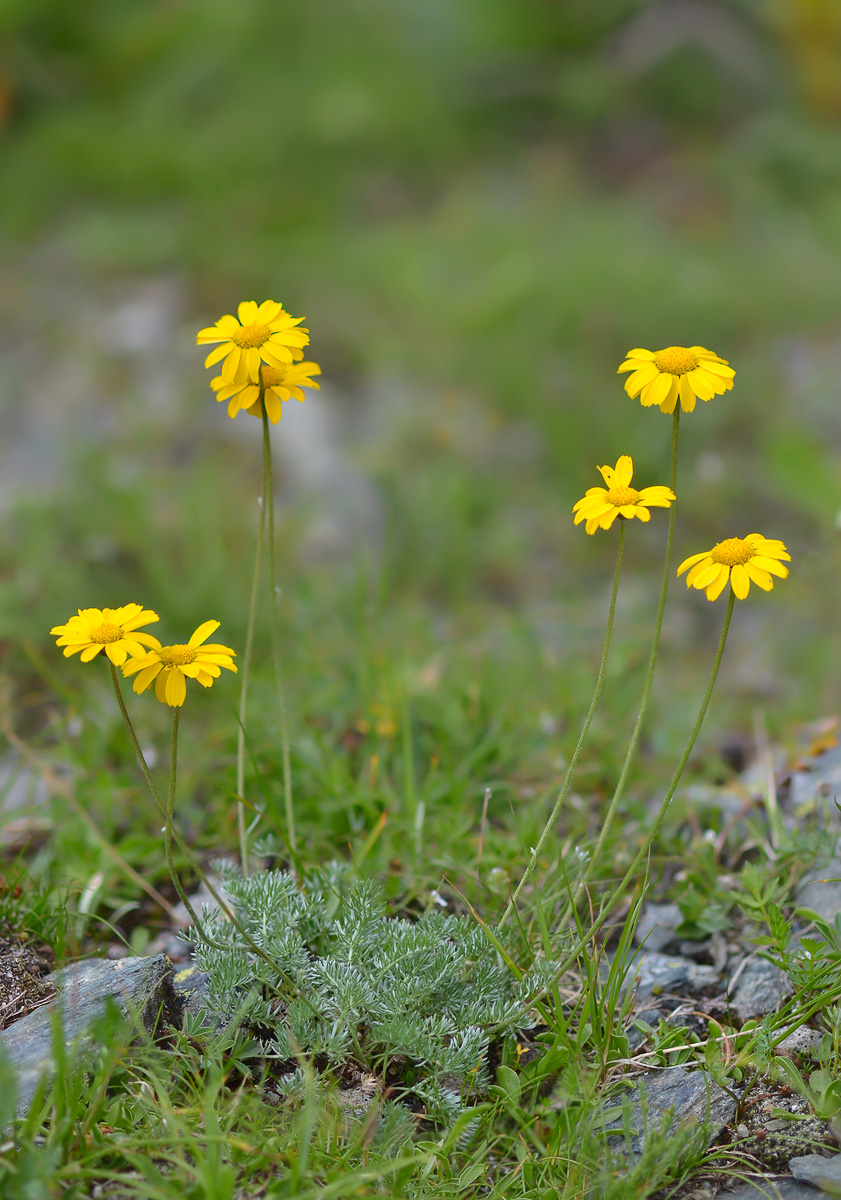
110 663 166 817
109 665 311 992
235 420 267 875
262 408 296 855
565 407 680 914
500 519 626 928
550 589 736 981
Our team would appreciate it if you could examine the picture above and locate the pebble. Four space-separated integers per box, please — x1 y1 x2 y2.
789 1153 841 1195
728 956 792 1023
797 860 841 925
716 1179 826 1199
601 1065 737 1159
619 949 720 1002
633 903 682 952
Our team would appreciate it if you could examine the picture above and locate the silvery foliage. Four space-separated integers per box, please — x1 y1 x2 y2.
191 861 534 1116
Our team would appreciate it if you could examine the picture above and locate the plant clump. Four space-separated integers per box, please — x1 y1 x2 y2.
190 861 535 1119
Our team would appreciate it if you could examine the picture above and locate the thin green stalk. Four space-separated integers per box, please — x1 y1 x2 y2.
500 519 626 928
108 665 313 995
548 589 736 983
235 426 267 875
262 408 296 855
565 407 680 914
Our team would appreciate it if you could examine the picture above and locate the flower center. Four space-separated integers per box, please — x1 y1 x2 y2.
159 645 196 667
653 346 698 376
232 323 271 349
710 537 754 567
89 622 123 644
606 486 640 507
261 365 286 387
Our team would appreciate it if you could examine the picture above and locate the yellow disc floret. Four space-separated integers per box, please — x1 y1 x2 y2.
652 347 698 375
158 645 197 667
573 455 675 535
89 622 124 644
709 537 754 567
231 323 273 349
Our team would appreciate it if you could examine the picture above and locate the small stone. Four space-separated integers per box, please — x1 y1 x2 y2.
775 1027 823 1057
797 861 841 925
790 1153 841 1195
716 1180 826 1199
1 955 177 1115
601 1065 737 1159
729 956 792 1022
619 949 720 1003
633 903 682 952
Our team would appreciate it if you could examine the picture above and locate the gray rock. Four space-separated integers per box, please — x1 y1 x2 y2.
633 903 682 952
729 956 792 1023
603 1065 737 1159
171 963 211 1020
775 1027 823 1057
0 955 176 1114
790 1153 841 1195
717 1180 826 1199
619 949 720 1002
787 743 841 826
797 861 841 925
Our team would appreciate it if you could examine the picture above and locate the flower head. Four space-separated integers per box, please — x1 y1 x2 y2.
677 534 790 601
122 620 237 708
197 301 309 384
50 605 160 666
211 360 322 423
618 345 735 414
573 455 675 535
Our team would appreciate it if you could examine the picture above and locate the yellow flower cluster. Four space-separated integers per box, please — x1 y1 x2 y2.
197 299 321 423
50 608 236 707
572 342 791 603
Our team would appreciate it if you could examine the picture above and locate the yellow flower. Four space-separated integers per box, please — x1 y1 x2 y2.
50 605 160 666
677 534 790 601
211 360 322 423
197 301 310 384
618 345 735 414
573 455 675 535
122 620 237 708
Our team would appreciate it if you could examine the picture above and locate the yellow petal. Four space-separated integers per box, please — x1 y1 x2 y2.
624 366 659 396
238 301 258 324
189 620 221 648
679 375 696 413
659 378 679 414
705 566 730 601
79 644 104 662
730 564 750 599
677 550 711 575
155 670 169 704
745 563 773 591
166 669 187 707
264 392 283 424
686 369 715 401
204 344 230 369
615 456 633 487
646 372 673 408
132 663 163 693
598 465 617 488
624 505 649 520
749 556 788 578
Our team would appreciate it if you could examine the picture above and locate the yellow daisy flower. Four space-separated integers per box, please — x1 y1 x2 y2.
211 360 322 423
197 301 310 384
677 534 790 601
50 605 160 666
573 455 675 535
122 620 237 708
617 345 735 414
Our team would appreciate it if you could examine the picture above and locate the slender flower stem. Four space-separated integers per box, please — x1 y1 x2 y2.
564 407 681 915
550 589 736 981
110 663 166 816
108 664 308 987
235 420 267 875
500 520 626 928
262 408 296 855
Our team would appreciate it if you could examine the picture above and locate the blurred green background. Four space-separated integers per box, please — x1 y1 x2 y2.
2 0 841 905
